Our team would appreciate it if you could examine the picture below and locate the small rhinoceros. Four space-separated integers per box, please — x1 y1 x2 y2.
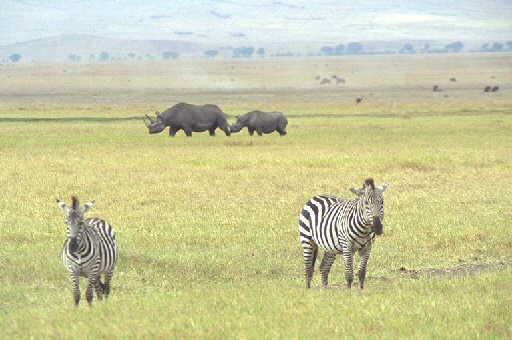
230 111 288 136
143 102 231 137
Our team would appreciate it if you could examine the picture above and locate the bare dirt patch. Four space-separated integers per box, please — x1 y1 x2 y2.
396 260 511 279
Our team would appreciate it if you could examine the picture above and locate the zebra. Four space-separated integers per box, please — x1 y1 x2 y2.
299 178 388 289
57 196 119 306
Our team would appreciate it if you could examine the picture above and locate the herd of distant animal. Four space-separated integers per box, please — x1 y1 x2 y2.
315 74 503 103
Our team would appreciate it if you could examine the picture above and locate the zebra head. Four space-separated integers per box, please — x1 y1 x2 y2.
350 178 389 235
57 196 95 252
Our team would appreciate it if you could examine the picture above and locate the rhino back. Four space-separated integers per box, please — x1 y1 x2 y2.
164 103 223 127
250 111 283 129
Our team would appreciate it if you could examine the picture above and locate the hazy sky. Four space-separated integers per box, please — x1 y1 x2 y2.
1 0 511 45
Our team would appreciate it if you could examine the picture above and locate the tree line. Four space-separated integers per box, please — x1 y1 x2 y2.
3 41 511 63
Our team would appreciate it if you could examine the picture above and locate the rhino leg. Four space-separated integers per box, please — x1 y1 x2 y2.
209 128 216 136
257 130 263 136
248 127 255 136
169 126 179 137
183 126 192 137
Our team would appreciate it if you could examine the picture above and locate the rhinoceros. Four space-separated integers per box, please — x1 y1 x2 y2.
230 111 288 136
143 103 231 137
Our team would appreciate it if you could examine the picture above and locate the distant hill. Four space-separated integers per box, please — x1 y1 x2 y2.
0 34 204 62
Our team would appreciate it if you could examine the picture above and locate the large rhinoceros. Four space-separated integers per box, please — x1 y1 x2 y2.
143 102 231 137
230 110 288 136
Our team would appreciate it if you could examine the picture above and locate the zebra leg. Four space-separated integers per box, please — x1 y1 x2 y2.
342 246 355 289
319 252 336 287
302 242 318 288
70 273 80 306
358 243 372 289
88 275 103 304
86 282 94 306
103 271 114 298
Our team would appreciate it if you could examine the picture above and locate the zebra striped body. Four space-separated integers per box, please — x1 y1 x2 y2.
57 197 118 306
62 217 118 306
62 218 118 278
299 179 387 289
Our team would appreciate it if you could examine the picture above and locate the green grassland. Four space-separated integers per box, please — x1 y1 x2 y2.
1 54 512 338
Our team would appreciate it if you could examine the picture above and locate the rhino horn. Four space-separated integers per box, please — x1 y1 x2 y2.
145 114 155 123
144 114 155 127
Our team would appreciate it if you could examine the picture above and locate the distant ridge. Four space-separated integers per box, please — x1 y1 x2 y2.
0 34 204 62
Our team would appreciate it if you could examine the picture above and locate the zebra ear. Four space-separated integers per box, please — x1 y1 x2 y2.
379 184 389 193
82 200 95 213
350 188 363 196
57 199 69 213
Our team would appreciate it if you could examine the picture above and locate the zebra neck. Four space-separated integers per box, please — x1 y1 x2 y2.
75 226 94 253
355 198 372 229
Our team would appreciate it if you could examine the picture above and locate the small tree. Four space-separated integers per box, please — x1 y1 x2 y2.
162 51 179 60
334 44 344 55
233 46 254 58
204 50 218 58
320 46 334 56
99 51 110 62
9 54 22 63
345 42 363 54
491 42 503 51
399 43 416 54
68 54 81 63
445 41 464 53
256 47 265 57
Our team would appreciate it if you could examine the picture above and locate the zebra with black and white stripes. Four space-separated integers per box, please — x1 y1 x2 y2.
57 196 119 306
299 178 388 289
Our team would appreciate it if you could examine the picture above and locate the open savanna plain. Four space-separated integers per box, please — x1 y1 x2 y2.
1 54 511 338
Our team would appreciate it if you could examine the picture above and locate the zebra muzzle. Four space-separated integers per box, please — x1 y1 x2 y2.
372 218 383 235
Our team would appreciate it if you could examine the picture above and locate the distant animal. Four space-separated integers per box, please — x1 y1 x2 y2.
491 86 499 92
433 85 442 92
336 78 346 85
484 86 491 92
356 97 364 104
449 77 457 82
230 110 288 136
320 78 331 85
58 197 118 306
299 178 389 289
144 102 231 137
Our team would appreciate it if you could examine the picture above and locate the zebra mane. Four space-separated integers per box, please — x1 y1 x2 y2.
364 178 375 189
71 196 79 209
